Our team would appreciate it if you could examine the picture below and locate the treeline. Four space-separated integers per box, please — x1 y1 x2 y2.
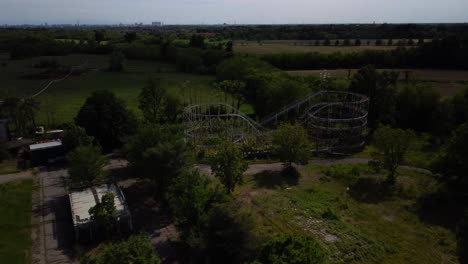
219 23 468 40
0 33 231 74
262 36 468 70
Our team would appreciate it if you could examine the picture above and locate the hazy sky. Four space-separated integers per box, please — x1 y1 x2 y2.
0 0 467 25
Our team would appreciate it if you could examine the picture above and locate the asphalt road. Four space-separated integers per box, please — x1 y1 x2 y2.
31 168 77 264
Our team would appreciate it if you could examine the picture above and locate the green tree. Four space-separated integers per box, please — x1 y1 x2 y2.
75 90 138 151
124 32 137 43
210 141 248 193
139 78 166 123
88 193 117 233
226 40 233 52
167 169 228 242
163 93 182 123
273 123 311 169
94 30 105 43
434 122 468 190
81 234 160 264
108 49 125 72
457 211 468 264
214 80 246 110
256 235 326 264
372 125 415 184
67 145 107 187
62 124 94 152
125 124 191 192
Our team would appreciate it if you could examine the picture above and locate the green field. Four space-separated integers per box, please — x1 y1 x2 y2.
0 160 19 175
237 164 457 263
234 40 399 55
288 69 468 97
0 53 222 124
0 179 33 264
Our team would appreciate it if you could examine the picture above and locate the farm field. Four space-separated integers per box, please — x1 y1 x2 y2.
0 179 33 264
237 164 457 264
288 68 468 97
234 40 400 55
0 53 222 124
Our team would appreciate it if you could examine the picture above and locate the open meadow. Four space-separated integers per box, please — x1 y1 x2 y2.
0 53 222 124
236 164 457 263
0 179 33 264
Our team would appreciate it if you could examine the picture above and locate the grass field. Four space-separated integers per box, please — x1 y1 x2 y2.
234 40 399 55
0 53 223 124
0 160 19 175
288 69 468 97
236 164 457 263
0 179 33 264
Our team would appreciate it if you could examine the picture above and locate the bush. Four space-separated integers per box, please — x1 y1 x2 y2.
457 211 468 263
256 235 326 264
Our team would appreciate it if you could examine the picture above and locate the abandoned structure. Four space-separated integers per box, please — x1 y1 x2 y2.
29 140 65 166
183 90 369 154
69 184 132 242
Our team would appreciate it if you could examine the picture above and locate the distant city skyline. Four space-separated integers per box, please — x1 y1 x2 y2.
0 0 467 25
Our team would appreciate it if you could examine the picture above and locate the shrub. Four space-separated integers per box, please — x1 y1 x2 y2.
256 235 326 264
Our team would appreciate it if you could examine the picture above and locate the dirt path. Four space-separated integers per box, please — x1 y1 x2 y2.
0 170 32 184
195 157 432 176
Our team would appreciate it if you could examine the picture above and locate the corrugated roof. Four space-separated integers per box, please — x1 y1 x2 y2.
29 140 62 151
69 184 128 226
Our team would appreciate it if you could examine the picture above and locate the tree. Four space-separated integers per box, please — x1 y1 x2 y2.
163 94 182 123
75 90 138 151
108 49 125 71
167 169 228 243
213 80 246 110
138 77 166 123
88 193 117 233
124 32 137 43
348 65 398 128
190 34 206 48
125 124 191 192
273 123 311 169
372 125 415 184
81 234 161 264
62 124 94 152
457 211 468 264
94 30 105 43
256 235 326 264
67 145 107 187
355 39 361 46
210 141 248 193
434 122 468 190
226 40 233 52
201 203 255 263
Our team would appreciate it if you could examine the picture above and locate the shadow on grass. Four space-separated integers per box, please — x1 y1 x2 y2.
348 177 392 203
253 166 299 189
416 191 467 230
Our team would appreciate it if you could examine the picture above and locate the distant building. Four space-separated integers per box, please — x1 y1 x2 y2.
29 140 65 166
69 184 132 242
0 119 10 142
152 21 162 27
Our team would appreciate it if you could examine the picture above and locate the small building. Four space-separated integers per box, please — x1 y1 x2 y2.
29 140 65 166
69 184 132 242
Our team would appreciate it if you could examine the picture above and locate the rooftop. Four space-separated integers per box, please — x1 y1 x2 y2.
69 184 129 226
29 140 62 151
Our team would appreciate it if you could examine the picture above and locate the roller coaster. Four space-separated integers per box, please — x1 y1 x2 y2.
183 90 369 154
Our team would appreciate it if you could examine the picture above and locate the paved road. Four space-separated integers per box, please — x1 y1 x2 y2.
31 168 77 264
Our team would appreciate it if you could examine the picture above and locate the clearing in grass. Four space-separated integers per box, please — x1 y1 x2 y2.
235 164 457 263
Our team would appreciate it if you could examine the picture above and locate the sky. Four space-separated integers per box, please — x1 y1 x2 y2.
0 0 467 25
